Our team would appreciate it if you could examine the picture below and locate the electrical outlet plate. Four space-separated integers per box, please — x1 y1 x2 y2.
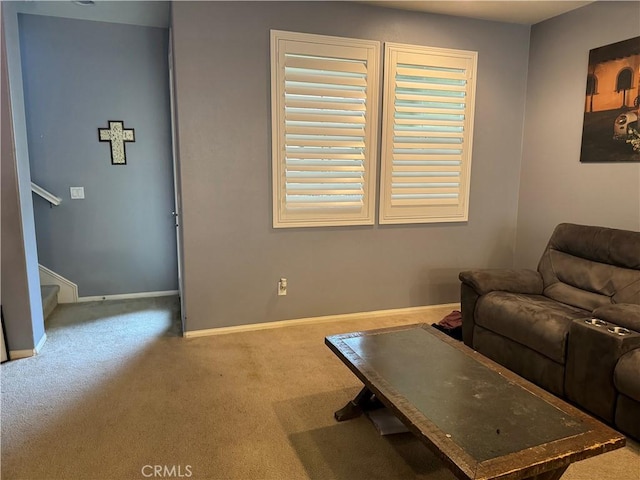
278 278 287 296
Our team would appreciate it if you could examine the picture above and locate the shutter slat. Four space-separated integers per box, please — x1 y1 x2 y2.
286 195 363 203
285 85 366 99
285 112 366 124
395 113 465 122
393 142 462 150
394 117 464 126
285 202 363 209
395 130 463 138
393 153 462 161
285 99 366 111
396 66 466 80
285 72 367 87
284 55 367 74
396 82 466 92
391 187 460 195
284 177 364 183
287 177 363 183
390 197 459 206
392 161 459 168
391 164 460 171
286 138 365 148
286 177 363 182
286 158 362 165
395 79 466 89
285 164 364 171
395 105 465 114
287 188 363 195
285 126 365 136
396 91 465 101
396 97 466 107
392 176 460 183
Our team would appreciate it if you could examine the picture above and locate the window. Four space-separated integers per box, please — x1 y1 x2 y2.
616 68 634 108
616 68 633 92
271 31 380 228
379 43 477 224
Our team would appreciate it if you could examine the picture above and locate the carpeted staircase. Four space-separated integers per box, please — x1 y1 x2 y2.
40 284 59 321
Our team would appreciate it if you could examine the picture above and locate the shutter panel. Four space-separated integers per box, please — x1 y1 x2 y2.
380 44 477 224
271 31 380 227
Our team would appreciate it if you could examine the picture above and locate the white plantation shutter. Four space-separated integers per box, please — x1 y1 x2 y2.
271 31 380 228
380 43 477 224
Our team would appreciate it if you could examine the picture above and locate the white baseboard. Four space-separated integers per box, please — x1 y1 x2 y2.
9 333 47 359
9 349 36 360
77 290 179 302
39 264 78 304
184 303 461 338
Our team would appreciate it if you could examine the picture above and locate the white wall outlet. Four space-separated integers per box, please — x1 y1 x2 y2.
70 187 85 199
278 278 287 296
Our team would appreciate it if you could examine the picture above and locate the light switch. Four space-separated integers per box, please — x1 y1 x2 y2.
70 187 85 199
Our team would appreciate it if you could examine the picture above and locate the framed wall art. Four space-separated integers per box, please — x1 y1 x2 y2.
98 120 135 165
580 36 640 163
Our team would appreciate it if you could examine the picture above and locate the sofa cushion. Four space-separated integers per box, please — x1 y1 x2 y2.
475 292 589 364
537 224 640 310
615 394 640 440
614 349 640 403
593 303 640 332
539 250 640 310
543 223 640 269
473 326 565 396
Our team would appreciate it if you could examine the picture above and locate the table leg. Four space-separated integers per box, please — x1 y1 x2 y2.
334 386 377 422
524 466 568 480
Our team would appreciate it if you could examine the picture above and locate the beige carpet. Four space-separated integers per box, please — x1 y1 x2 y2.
1 297 638 480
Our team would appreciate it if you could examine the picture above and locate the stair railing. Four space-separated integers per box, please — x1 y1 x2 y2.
31 182 62 206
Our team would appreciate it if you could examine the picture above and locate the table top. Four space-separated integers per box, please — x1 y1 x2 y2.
325 324 626 480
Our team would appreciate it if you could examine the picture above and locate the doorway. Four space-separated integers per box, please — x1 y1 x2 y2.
16 10 183 333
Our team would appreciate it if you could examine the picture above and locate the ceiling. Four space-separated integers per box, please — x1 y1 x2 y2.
13 1 170 28
12 0 595 28
361 1 595 25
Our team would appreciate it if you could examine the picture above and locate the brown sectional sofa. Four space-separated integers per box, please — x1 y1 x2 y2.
459 223 640 440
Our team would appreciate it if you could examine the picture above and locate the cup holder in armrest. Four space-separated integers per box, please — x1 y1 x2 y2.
585 318 608 327
607 326 631 336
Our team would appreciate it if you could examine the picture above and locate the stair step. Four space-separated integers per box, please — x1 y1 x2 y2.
41 285 60 320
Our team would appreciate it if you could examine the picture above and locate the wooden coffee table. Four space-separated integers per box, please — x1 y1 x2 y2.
325 324 626 480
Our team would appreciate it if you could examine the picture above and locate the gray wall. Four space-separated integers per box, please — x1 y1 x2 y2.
515 1 640 268
172 1 531 332
19 14 178 297
1 3 44 352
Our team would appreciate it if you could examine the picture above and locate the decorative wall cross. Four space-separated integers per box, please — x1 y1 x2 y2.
98 121 135 165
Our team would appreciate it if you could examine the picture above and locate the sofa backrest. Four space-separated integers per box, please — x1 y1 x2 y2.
538 223 640 311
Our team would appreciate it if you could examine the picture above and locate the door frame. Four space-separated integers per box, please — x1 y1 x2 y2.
168 27 186 334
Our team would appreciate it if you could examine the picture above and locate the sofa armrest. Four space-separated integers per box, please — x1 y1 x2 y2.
459 269 543 296
459 269 543 349
592 304 640 332
565 317 640 422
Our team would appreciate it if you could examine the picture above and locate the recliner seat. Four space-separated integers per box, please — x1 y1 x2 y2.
460 223 640 440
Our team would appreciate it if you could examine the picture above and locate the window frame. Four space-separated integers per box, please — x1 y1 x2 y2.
379 42 478 225
270 30 381 228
